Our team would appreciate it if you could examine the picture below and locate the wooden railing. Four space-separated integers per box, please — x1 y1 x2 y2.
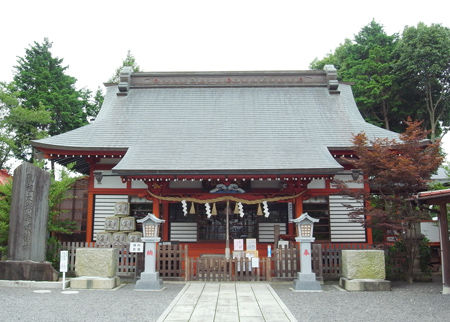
185 256 271 281
57 241 383 281
157 244 186 280
270 246 299 280
59 241 138 278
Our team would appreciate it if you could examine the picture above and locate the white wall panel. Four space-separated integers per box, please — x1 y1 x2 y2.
329 195 365 242
170 222 197 242
93 194 128 240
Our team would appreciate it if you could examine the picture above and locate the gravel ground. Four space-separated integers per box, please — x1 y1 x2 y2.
0 281 185 322
1 277 449 322
272 276 450 322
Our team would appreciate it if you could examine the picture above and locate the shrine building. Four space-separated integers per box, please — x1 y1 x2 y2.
32 66 399 257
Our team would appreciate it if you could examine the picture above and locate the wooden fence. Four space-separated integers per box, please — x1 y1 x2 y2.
59 242 185 279
59 242 138 278
270 246 299 280
58 242 383 281
157 244 186 280
185 256 271 281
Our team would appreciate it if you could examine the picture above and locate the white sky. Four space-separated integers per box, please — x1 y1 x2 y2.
1 0 449 162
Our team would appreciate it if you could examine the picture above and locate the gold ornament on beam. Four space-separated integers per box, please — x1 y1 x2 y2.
257 203 263 216
189 202 196 214
233 202 239 215
212 203 217 216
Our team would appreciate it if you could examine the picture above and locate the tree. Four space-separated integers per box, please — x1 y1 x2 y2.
395 23 450 140
0 82 52 163
311 21 403 131
0 178 12 258
13 38 90 137
108 50 140 83
349 119 443 282
312 21 402 131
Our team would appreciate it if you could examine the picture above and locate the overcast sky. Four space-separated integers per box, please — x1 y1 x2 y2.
1 0 449 162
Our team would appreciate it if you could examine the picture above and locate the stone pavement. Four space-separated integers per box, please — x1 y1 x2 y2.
157 282 297 322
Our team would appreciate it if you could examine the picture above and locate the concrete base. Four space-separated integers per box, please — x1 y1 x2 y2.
135 272 163 290
339 277 391 291
70 276 120 289
442 285 450 295
0 279 70 289
293 272 321 291
0 261 58 281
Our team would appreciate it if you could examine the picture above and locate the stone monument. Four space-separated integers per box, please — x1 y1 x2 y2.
71 248 120 289
339 250 391 291
0 162 57 281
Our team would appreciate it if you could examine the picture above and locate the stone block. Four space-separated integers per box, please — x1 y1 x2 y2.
120 216 136 232
112 232 128 247
114 202 129 217
0 261 58 281
95 232 112 246
8 163 50 262
128 232 143 243
70 276 120 289
339 277 391 291
341 250 386 280
75 248 118 277
104 216 120 231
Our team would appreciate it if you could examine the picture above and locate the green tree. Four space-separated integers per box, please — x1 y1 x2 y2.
13 38 89 137
395 23 450 140
108 50 140 83
311 21 403 131
0 178 12 258
0 82 52 163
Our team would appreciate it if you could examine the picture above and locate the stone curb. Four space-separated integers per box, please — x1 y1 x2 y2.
0 279 70 289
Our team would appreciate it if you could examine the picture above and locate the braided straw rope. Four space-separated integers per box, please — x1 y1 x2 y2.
146 190 306 204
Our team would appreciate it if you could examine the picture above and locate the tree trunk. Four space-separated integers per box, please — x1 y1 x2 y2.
382 100 390 130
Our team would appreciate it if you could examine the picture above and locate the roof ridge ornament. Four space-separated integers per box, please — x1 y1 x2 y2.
324 65 340 94
118 66 133 96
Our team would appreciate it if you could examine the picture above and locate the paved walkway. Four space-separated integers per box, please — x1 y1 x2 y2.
157 282 297 322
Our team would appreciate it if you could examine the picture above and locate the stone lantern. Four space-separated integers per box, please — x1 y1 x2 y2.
292 213 321 291
135 213 165 290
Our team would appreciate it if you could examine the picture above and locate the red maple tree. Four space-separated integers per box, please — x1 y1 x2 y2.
348 119 443 282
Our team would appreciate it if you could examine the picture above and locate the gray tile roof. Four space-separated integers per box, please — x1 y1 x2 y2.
32 72 399 175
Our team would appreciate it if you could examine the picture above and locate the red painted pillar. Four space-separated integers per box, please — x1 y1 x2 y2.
85 192 94 243
152 197 160 217
289 196 303 236
162 201 169 241
364 174 373 244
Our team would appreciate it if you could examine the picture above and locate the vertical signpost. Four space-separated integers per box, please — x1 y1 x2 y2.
60 250 68 290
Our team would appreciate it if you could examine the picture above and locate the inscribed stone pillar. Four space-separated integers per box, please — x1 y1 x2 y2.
8 162 50 262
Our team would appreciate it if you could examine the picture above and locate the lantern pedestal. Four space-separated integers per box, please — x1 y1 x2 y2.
135 237 163 290
293 236 321 291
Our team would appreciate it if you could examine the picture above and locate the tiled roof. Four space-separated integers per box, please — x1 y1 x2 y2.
32 70 399 175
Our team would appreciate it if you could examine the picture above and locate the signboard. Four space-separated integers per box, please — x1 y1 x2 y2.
234 239 244 251
251 257 259 268
288 202 293 222
246 238 257 251
420 221 440 243
278 240 289 248
130 242 144 253
60 250 68 273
